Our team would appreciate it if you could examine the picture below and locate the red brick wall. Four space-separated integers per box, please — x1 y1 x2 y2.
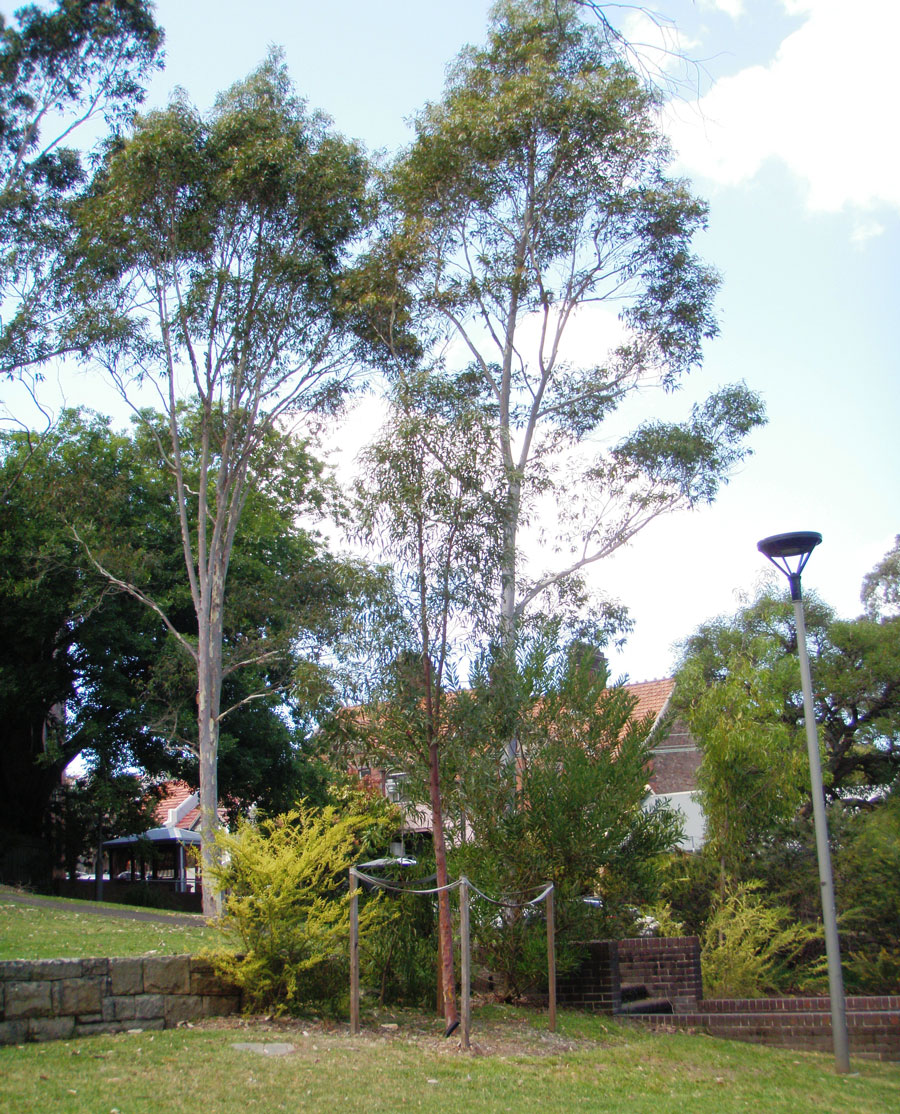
630 996 900 1062
617 937 702 1011
557 937 702 1014
648 717 702 795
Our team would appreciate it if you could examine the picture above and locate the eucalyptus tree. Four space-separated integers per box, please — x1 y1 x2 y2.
366 0 764 727
0 0 162 379
70 55 370 912
354 373 505 1029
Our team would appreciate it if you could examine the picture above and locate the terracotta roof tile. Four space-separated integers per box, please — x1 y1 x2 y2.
152 780 201 830
622 678 676 728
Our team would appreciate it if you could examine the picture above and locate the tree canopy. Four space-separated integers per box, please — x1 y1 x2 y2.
362 0 764 671
0 0 162 377
0 409 372 880
675 551 900 883
67 53 371 911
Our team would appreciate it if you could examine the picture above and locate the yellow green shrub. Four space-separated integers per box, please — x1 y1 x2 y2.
208 796 397 1014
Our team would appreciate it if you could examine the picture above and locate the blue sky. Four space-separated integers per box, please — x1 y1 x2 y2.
6 0 898 681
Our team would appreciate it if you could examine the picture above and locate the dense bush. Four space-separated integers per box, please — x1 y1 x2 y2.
448 645 680 997
701 882 825 998
836 793 900 993
208 792 398 1014
360 860 439 1008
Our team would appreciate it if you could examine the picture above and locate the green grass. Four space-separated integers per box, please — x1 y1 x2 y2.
0 1008 897 1114
0 896 222 959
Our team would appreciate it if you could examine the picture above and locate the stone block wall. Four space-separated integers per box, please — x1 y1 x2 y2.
0 956 240 1045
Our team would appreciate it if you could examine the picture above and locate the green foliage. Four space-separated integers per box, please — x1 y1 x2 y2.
0 0 162 375
0 409 376 872
844 948 900 996
861 535 900 619
368 0 763 649
677 648 806 878
448 637 680 993
356 372 506 676
836 793 900 991
655 851 720 938
209 793 398 1014
0 411 165 852
675 581 900 873
701 882 825 999
641 900 686 939
360 857 440 1007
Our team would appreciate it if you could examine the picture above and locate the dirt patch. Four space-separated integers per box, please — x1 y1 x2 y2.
198 1011 595 1059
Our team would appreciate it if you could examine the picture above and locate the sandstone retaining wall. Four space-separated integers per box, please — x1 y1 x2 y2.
0 956 240 1045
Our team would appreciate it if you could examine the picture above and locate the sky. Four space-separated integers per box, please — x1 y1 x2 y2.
5 0 898 683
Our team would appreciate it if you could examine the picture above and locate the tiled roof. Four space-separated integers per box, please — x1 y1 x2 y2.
152 780 201 830
622 678 676 729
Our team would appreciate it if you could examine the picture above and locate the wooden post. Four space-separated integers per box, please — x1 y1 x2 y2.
436 941 444 1016
546 884 557 1033
460 876 471 1050
349 867 360 1035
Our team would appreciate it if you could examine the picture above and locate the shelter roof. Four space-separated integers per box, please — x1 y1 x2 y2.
103 825 201 848
153 780 202 830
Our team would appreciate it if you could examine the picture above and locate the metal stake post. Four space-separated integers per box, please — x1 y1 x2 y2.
349 867 360 1035
460 876 471 1050
546 884 557 1033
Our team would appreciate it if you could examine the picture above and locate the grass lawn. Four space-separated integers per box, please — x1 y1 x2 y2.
0 1007 897 1114
0 893 222 959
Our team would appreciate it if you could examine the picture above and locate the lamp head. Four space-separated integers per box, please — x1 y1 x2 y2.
757 531 822 600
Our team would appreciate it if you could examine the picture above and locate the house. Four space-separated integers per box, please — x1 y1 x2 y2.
627 678 705 851
352 679 706 852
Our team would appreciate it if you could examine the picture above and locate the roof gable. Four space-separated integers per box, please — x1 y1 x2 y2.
623 678 676 731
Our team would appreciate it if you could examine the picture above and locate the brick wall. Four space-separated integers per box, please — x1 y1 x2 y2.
630 996 900 1063
557 940 621 1012
557 937 701 1013
0 956 241 1045
648 718 702 795
617 936 702 1011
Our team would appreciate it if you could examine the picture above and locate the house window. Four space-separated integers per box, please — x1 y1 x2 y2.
385 773 408 804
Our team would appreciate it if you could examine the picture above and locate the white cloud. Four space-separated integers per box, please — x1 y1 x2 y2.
620 9 700 78
664 0 900 216
702 0 745 17
850 217 887 245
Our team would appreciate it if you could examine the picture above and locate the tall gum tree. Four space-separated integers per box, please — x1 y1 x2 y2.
354 373 505 1028
367 0 764 722
70 54 370 914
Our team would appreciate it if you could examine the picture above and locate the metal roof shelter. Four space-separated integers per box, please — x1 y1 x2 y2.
103 825 201 893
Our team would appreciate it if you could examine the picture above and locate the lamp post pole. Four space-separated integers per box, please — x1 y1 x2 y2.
757 532 850 1074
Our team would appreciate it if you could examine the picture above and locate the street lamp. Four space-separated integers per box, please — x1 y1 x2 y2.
757 531 850 1074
